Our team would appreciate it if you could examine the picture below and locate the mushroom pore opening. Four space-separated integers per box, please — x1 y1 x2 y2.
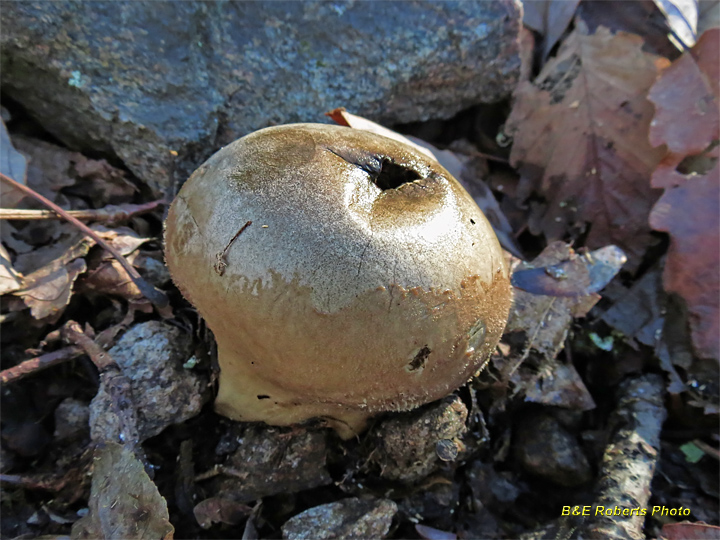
372 159 422 191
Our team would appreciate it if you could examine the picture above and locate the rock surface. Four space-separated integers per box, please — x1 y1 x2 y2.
282 497 397 540
513 412 592 487
53 397 90 441
1 1 521 194
89 321 206 442
214 425 332 502
372 395 469 483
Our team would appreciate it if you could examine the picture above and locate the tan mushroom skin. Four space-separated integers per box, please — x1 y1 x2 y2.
164 124 511 438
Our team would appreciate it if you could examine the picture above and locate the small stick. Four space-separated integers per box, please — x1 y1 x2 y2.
0 346 83 384
578 374 666 539
0 472 71 492
214 220 252 276
62 321 113 371
0 171 168 308
0 200 164 222
194 464 249 482
693 439 720 461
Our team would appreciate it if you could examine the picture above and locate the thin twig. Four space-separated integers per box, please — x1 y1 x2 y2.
62 321 114 371
194 464 249 482
507 297 557 378
0 473 71 492
0 448 92 494
0 346 83 384
693 439 720 461
214 220 252 276
0 171 168 308
0 200 164 222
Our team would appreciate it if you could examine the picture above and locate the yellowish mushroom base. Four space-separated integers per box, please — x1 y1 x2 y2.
208 274 510 440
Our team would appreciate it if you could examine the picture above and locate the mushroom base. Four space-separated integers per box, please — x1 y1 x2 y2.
214 357 372 439
208 272 511 440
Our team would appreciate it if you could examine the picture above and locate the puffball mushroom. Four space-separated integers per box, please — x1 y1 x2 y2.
164 123 511 439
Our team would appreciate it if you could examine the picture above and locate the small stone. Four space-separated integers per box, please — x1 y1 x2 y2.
513 412 592 487
54 398 90 441
89 321 207 442
373 395 469 483
282 497 397 540
214 425 332 502
436 439 460 462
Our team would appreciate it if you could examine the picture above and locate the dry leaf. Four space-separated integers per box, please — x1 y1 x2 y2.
10 232 91 320
650 165 719 361
12 230 89 275
0 119 28 209
71 442 174 540
601 264 667 349
0 242 23 295
325 107 436 159
660 521 720 540
90 224 152 256
511 244 626 297
69 151 137 205
648 28 718 179
500 248 602 410
194 497 251 529
0 221 33 255
15 258 87 321
13 135 135 206
78 225 153 300
14 135 77 201
648 29 719 361
577 1 680 58
522 0 581 58
505 21 670 268
514 357 596 410
81 251 149 301
653 0 699 49
506 242 606 360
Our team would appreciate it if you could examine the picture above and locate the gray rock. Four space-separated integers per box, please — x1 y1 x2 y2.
399 475 459 531
89 321 206 442
513 412 592 487
282 497 397 540
1 1 521 194
466 460 521 511
372 395 469 483
53 397 90 441
214 425 332 502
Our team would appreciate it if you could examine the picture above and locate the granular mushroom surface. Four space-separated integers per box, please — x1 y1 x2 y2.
164 123 512 437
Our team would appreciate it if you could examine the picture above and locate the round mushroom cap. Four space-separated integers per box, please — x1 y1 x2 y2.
164 123 511 438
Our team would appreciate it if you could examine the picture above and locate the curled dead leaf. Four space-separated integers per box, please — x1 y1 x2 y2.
15 258 86 321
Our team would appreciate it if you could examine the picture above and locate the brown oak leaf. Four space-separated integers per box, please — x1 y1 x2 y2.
649 167 719 362
505 21 669 268
648 29 719 361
